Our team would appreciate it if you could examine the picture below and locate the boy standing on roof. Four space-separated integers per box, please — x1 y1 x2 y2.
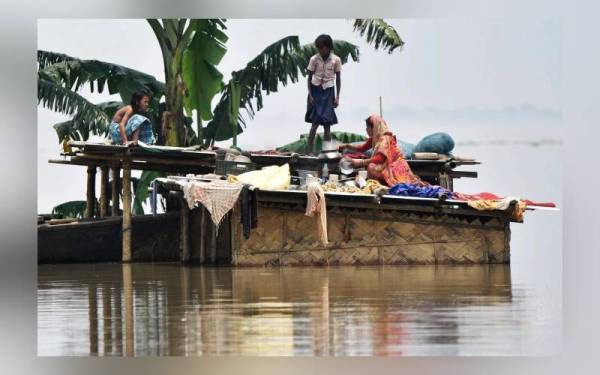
305 34 342 155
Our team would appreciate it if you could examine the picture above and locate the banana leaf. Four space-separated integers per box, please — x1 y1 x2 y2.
51 200 88 219
277 131 367 153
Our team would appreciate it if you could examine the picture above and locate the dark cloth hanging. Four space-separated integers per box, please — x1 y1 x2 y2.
240 185 259 239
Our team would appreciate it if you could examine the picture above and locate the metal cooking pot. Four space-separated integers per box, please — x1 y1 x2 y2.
318 140 342 160
318 149 342 161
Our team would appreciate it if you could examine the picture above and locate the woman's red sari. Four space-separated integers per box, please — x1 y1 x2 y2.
368 115 423 186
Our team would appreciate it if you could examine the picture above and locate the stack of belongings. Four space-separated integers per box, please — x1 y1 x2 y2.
343 132 456 160
228 164 291 190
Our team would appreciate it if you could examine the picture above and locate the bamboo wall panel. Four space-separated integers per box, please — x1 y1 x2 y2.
232 205 511 266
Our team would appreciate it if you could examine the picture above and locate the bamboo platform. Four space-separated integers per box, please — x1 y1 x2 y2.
52 141 480 188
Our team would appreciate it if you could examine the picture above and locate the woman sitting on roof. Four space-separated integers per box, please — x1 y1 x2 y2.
338 114 423 187
108 89 155 146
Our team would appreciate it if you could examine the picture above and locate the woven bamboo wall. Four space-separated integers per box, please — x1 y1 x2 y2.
231 204 510 266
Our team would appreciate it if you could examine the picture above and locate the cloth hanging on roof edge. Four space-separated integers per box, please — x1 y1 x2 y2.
181 179 243 228
453 192 556 208
466 197 527 221
305 182 328 246
239 184 259 239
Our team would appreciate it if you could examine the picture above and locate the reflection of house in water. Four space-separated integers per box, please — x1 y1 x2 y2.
38 264 513 356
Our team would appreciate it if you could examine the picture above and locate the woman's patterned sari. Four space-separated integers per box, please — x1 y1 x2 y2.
368 114 423 186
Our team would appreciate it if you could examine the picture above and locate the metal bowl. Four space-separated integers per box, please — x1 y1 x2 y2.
339 157 354 175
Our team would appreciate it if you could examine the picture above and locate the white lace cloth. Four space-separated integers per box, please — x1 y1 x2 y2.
180 179 244 227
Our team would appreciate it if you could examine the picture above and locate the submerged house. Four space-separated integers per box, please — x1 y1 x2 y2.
38 141 528 266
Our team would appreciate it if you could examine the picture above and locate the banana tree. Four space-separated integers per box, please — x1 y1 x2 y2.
38 18 403 148
38 18 403 213
148 19 227 146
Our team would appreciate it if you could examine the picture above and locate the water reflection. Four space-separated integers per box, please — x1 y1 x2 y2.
38 263 543 356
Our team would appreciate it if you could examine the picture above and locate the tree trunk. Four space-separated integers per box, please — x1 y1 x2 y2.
162 46 187 147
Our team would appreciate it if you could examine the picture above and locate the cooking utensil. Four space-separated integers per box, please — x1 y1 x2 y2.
339 157 354 175
318 140 342 161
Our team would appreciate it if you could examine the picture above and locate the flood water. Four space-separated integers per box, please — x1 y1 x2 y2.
37 139 562 356
38 263 548 356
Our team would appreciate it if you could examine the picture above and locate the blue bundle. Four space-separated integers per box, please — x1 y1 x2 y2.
350 132 455 159
388 183 454 199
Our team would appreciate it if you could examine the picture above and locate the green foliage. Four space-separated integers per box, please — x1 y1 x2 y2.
353 19 404 53
52 101 121 142
37 50 76 70
293 39 361 67
38 51 168 143
182 19 228 121
277 131 367 153
38 79 111 139
37 54 166 103
39 19 401 147
205 37 360 142
51 200 87 219
134 171 163 213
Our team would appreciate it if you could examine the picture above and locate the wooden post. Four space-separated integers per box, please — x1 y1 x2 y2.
199 208 207 264
209 222 217 264
122 159 132 262
111 165 120 216
180 198 190 262
85 166 97 218
99 166 109 218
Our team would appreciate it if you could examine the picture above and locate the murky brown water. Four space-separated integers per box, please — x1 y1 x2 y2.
37 263 557 356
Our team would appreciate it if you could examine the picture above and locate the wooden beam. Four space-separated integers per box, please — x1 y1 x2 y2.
50 158 214 175
111 165 120 216
122 159 132 262
85 166 96 218
99 166 109 218
77 153 213 168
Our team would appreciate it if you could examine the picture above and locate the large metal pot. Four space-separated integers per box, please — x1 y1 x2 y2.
318 140 342 161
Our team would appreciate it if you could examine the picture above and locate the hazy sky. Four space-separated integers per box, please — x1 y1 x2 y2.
37 19 561 212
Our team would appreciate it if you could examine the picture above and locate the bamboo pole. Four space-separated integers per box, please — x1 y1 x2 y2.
85 166 97 218
100 166 109 218
111 165 120 216
122 159 132 262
